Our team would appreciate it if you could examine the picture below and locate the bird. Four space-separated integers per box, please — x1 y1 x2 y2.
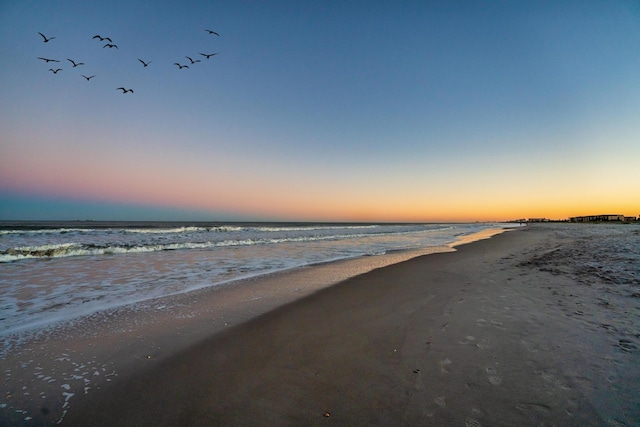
103 43 118 49
138 59 151 67
116 87 133 93
48 68 62 73
92 35 112 42
185 56 201 64
205 29 220 36
199 52 218 59
38 32 56 42
37 57 60 63
173 63 189 69
67 58 85 67
81 75 95 81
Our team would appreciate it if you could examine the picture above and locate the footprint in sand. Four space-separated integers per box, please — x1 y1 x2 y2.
490 320 506 330
458 335 476 345
485 367 502 385
521 339 537 353
488 376 502 385
439 358 452 373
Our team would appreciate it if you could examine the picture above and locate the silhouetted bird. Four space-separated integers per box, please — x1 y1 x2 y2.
116 87 133 93
82 75 95 81
199 53 218 59
138 59 151 67
173 63 189 69
38 57 60 63
49 68 62 73
205 29 220 36
67 58 85 67
92 35 112 42
38 32 55 42
103 43 118 49
185 56 201 64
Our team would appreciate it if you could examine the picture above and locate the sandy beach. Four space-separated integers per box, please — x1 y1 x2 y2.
3 224 639 426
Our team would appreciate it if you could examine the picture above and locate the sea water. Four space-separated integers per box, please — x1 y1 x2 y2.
0 221 516 338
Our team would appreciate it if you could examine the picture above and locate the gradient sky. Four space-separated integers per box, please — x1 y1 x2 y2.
1 1 639 222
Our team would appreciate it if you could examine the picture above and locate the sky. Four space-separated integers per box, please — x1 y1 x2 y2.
1 0 639 222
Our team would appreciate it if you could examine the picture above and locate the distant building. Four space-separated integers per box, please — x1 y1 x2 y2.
527 218 549 223
569 214 627 223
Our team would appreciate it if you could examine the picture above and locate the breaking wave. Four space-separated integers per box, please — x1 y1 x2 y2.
0 232 387 262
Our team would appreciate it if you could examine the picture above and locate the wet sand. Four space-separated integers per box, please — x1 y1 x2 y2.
4 224 639 426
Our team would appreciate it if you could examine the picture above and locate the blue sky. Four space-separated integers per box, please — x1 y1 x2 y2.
1 1 639 221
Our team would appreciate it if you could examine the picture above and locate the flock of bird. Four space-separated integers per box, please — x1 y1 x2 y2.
36 30 220 94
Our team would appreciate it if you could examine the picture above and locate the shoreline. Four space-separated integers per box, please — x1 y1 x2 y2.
1 227 512 425
6 224 639 425
60 223 638 426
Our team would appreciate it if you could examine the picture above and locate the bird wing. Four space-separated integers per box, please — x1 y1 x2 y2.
38 32 46 40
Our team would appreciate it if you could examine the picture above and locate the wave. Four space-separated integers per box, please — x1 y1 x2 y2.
124 226 219 234
0 232 391 262
0 228 96 236
0 224 381 237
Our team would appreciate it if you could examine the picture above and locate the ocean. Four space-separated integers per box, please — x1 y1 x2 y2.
0 221 516 340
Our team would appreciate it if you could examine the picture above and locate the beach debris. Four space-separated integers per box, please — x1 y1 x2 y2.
617 339 637 353
323 412 331 417
465 417 482 427
413 369 420 374
147 355 151 359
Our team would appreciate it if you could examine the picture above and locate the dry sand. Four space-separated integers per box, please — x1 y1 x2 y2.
4 224 639 426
